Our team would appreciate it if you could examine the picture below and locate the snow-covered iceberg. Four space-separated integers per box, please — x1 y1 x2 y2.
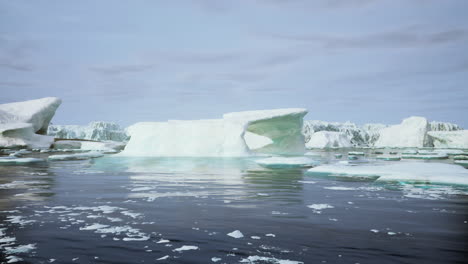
48 121 128 142
119 108 307 157
0 97 61 149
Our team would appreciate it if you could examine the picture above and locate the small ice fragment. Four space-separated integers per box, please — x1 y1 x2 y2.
157 239 170 243
157 255 169 260
251 236 261 240
265 233 276 237
370 229 379 233
173 245 199 252
227 230 244 238
387 232 397 235
212 257 222 262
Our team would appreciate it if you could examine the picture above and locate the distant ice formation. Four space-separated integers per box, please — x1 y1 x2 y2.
0 97 61 149
303 117 465 149
48 121 128 142
120 108 307 157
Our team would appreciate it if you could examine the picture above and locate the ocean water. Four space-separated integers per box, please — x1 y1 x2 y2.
0 150 467 264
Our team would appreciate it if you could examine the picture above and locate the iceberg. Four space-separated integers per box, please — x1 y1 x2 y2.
307 162 468 185
374 117 431 148
48 121 128 142
119 108 307 157
427 130 468 149
0 97 61 149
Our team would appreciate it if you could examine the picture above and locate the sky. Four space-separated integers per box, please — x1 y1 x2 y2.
1 0 467 127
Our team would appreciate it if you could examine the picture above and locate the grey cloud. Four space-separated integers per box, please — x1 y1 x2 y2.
266 28 468 49
90 64 156 75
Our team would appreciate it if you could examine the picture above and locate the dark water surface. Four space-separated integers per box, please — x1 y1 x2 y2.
0 151 467 264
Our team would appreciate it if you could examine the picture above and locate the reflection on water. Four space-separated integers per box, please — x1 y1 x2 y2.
0 152 467 263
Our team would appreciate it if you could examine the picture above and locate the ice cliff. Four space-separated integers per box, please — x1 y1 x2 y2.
0 97 61 148
48 121 128 142
119 108 308 157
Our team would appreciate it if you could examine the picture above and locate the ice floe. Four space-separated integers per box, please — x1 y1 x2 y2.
255 157 320 168
173 245 199 252
307 162 468 185
227 230 244 238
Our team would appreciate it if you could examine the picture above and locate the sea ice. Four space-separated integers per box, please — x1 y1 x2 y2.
307 162 468 185
255 157 320 168
48 152 104 161
173 245 199 252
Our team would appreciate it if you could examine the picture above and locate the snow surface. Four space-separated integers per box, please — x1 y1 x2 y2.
255 157 320 168
0 98 61 149
307 162 468 185
48 121 128 142
119 108 307 157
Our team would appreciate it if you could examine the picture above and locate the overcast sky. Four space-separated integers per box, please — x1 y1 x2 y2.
1 0 467 127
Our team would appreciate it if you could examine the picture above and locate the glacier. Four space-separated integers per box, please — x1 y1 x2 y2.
119 108 307 157
48 121 128 142
0 97 61 149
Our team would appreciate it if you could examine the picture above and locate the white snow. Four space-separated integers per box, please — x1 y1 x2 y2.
307 162 468 185
119 108 307 157
227 230 244 238
0 97 61 148
48 151 104 161
255 157 320 168
375 116 430 148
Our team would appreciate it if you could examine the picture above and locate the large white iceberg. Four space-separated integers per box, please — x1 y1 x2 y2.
0 97 61 149
119 108 307 157
428 130 468 149
48 121 128 142
374 116 431 148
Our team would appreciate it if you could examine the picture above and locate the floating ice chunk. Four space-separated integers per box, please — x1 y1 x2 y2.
454 160 468 168
265 233 276 237
255 157 320 168
348 151 365 156
376 155 401 161
211 257 222 262
239 255 304 264
433 149 465 155
307 204 334 212
370 229 379 233
0 157 45 165
156 239 170 244
6 256 23 263
251 236 261 239
122 236 150 241
453 155 468 160
4 244 36 254
80 223 109 231
227 230 244 238
157 255 169 260
401 149 418 155
324 186 356 191
307 162 468 185
48 151 104 161
173 245 199 252
401 154 448 160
